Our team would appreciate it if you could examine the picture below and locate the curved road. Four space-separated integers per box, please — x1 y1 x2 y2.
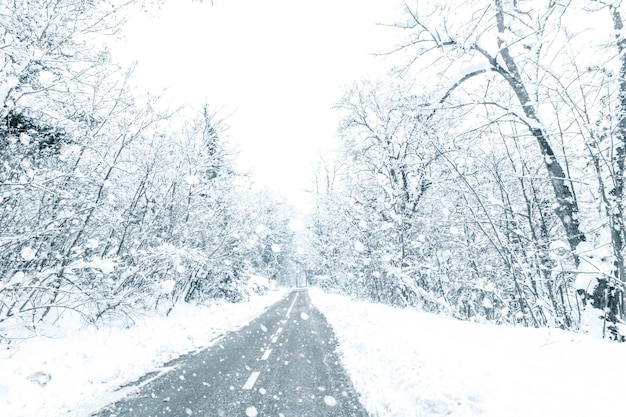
94 289 368 417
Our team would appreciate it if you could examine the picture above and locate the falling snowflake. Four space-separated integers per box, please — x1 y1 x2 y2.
324 395 338 406
20 247 36 261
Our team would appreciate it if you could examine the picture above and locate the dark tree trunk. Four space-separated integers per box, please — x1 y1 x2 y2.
489 0 585 258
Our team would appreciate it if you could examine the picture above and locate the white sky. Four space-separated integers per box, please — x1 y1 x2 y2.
117 0 404 211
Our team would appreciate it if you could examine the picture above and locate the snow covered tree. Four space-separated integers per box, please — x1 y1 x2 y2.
383 0 626 336
308 1 626 333
331 79 438 305
399 0 586 257
0 1 300 336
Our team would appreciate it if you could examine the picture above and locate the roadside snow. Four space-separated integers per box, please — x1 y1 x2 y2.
309 288 626 417
0 289 287 417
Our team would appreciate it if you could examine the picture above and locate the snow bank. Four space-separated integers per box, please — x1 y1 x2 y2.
309 288 626 417
0 289 287 417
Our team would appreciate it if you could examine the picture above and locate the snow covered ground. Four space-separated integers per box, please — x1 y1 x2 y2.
4 287 623 417
309 288 626 417
0 289 287 417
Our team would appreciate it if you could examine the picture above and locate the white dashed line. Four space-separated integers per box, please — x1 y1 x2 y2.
242 296 299 392
286 292 299 318
242 371 260 390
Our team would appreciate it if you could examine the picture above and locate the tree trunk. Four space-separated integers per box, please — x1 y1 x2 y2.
490 0 585 257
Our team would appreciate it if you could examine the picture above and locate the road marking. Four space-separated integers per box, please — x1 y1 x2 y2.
271 335 278 343
286 292 299 318
261 349 272 361
277 327 283 334
242 371 260 390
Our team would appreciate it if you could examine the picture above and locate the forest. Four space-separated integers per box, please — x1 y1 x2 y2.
0 0 296 340
2 0 626 343
307 0 626 340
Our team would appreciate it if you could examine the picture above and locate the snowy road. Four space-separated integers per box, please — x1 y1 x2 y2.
93 289 367 417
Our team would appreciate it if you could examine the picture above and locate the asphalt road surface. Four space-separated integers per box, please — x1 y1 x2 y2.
94 289 368 417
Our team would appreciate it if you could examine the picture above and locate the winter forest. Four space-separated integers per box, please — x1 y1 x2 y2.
310 0 626 340
2 0 626 345
0 0 297 340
